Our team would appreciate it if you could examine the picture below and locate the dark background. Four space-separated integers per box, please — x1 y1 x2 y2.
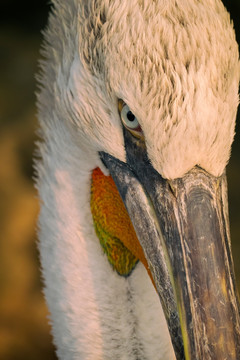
0 1 239 359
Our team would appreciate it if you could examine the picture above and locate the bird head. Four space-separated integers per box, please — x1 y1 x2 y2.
38 0 240 359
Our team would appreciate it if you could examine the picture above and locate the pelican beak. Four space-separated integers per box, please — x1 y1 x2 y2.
100 132 240 360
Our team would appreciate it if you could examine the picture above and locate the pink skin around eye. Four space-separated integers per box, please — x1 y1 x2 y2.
127 124 142 133
126 124 144 140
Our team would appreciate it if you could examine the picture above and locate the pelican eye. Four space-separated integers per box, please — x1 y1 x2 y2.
118 100 143 139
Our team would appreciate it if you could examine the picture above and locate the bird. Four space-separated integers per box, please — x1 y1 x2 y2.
36 0 240 359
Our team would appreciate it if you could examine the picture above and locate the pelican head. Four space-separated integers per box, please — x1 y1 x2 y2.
37 0 240 359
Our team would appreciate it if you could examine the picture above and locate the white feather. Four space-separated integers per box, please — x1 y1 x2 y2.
37 124 174 359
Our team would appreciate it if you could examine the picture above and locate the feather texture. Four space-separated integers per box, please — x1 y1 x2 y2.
36 0 239 358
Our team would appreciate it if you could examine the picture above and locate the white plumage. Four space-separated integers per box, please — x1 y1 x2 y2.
36 0 240 359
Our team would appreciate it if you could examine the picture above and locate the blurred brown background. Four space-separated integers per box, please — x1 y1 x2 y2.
0 1 239 359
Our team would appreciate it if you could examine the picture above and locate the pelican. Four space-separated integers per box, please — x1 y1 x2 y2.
36 0 240 359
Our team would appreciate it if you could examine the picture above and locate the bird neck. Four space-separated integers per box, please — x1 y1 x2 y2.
37 138 175 359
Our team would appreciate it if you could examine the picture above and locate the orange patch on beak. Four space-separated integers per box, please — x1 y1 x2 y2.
91 167 154 285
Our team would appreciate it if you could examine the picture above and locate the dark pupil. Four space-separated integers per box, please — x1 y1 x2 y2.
127 111 135 122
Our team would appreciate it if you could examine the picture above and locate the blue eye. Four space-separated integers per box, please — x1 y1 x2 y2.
120 103 143 139
121 104 139 129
